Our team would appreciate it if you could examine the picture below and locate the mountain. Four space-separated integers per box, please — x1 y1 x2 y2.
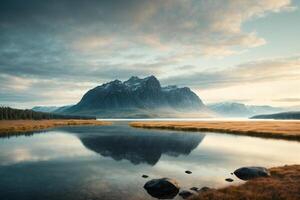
251 111 300 120
32 106 60 113
32 105 73 113
61 75 207 118
208 102 283 117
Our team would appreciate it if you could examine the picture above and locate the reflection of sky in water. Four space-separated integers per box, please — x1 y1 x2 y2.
0 133 95 165
0 124 299 200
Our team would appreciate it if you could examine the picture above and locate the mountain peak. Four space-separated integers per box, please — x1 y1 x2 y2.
127 76 140 81
124 75 160 90
144 75 157 80
64 76 205 117
111 79 122 84
142 75 160 89
103 79 122 88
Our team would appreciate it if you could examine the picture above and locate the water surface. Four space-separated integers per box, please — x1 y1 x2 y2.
0 123 299 200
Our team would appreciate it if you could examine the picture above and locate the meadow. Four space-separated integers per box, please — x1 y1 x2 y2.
130 121 300 141
0 120 111 135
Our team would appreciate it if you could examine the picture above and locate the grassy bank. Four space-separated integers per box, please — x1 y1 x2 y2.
191 165 300 200
130 121 300 141
0 120 111 135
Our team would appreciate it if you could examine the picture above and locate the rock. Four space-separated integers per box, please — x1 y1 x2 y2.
185 170 192 174
199 186 210 192
234 167 270 180
144 178 180 199
225 178 234 182
179 190 194 199
142 175 149 178
190 187 199 191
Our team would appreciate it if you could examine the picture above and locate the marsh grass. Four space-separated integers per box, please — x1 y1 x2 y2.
0 120 111 135
191 165 300 200
130 121 300 141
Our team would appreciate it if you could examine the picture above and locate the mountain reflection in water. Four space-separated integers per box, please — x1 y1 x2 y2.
59 125 205 165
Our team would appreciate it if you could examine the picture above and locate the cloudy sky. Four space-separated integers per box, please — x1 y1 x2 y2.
0 0 300 108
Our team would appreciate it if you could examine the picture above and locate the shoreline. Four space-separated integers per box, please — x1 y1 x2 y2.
129 121 300 141
192 165 300 200
0 119 111 135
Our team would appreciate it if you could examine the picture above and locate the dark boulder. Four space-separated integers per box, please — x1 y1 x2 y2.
190 187 199 191
144 178 180 199
234 167 270 180
179 190 194 199
225 178 234 182
199 186 211 192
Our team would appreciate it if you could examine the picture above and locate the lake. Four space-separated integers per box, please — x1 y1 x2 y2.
0 122 300 200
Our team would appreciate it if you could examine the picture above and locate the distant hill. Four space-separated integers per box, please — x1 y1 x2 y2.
32 106 60 113
60 75 208 118
32 105 72 113
0 107 95 120
208 102 283 117
251 111 300 120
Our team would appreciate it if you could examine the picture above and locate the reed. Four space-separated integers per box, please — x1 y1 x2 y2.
0 120 111 135
130 121 300 141
191 165 300 200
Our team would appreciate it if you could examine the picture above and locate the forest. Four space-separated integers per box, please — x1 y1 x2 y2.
0 107 95 120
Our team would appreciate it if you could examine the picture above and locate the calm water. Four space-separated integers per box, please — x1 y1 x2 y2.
0 123 300 200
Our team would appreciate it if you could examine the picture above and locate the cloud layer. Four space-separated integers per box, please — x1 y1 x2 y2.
163 56 300 88
0 0 298 107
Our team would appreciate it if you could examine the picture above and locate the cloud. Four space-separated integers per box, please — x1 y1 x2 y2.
2 55 299 108
273 98 300 102
0 0 294 56
0 0 297 107
160 55 300 106
0 74 95 107
162 56 300 89
0 0 294 70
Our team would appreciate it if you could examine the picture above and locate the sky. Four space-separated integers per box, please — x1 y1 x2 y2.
0 0 300 108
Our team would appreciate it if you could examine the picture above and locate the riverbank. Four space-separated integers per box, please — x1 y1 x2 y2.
0 120 111 135
191 165 300 200
130 121 300 141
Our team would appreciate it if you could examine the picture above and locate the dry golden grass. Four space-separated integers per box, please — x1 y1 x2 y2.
191 165 300 200
130 121 300 141
0 120 111 135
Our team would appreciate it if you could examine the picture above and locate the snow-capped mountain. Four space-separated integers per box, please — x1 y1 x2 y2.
61 75 206 118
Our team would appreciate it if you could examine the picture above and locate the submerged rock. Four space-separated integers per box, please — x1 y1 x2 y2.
225 178 234 182
179 190 194 199
144 178 180 199
234 167 270 180
190 187 199 191
199 186 211 192
185 170 192 174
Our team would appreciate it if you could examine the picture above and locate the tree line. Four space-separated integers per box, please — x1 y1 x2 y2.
0 107 95 120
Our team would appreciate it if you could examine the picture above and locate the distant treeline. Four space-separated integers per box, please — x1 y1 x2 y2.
0 107 96 120
251 111 300 120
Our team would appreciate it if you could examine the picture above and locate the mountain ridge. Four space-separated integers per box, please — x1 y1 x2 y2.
208 102 283 117
251 111 300 120
61 75 207 118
